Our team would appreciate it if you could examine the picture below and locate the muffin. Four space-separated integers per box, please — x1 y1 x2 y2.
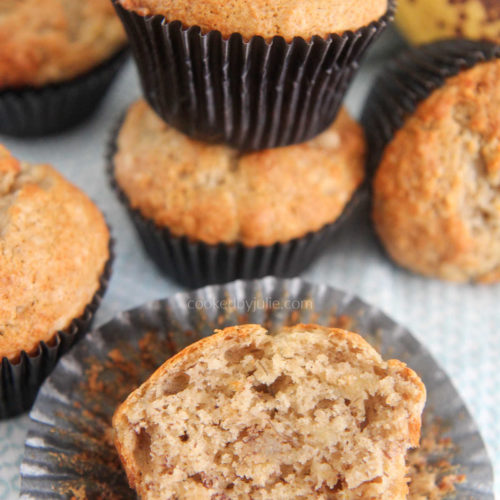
396 0 500 45
363 40 500 283
118 0 388 40
0 145 111 418
112 0 394 151
110 99 365 287
113 324 426 499
0 0 128 136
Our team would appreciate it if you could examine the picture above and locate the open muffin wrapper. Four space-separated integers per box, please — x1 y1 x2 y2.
20 277 494 498
107 116 366 289
0 49 128 137
361 39 500 176
112 0 394 151
0 245 113 419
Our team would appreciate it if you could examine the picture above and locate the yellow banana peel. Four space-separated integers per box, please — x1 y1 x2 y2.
396 0 500 44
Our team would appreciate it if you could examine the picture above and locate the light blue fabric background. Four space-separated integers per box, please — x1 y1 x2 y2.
0 31 499 498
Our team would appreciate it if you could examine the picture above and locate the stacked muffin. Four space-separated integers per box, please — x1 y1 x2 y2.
110 0 395 287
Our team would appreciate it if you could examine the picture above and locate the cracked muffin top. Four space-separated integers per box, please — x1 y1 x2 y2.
113 99 365 247
118 0 389 41
0 146 110 360
373 58 500 283
0 0 126 89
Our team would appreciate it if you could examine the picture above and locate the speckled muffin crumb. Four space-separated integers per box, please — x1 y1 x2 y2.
0 0 126 88
0 146 110 361
118 0 388 41
114 100 365 247
373 58 500 283
113 324 426 500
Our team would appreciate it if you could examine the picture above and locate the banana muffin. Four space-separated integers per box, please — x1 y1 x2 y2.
112 0 392 151
371 46 500 283
113 324 426 499
117 0 388 41
0 145 110 361
0 0 126 89
113 99 365 248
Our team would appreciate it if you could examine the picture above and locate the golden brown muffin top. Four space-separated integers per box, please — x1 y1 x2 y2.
0 0 127 88
114 100 365 247
0 146 110 361
373 59 500 283
118 0 388 41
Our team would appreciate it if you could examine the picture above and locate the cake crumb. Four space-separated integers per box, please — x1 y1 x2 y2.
408 421 466 499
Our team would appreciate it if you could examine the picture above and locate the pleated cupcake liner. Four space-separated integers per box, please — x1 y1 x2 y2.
112 0 394 151
361 39 500 176
107 114 366 289
0 243 114 420
20 278 494 498
0 48 128 137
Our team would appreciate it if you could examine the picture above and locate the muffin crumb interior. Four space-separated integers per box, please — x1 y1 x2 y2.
115 325 425 499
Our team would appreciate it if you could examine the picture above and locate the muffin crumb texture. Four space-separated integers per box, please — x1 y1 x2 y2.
0 146 109 360
0 0 126 88
114 100 365 247
407 422 466 499
113 324 426 500
373 58 500 283
118 0 388 41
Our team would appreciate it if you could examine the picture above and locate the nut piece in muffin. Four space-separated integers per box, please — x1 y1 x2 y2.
113 324 426 499
0 0 126 88
373 58 500 283
117 0 388 41
0 146 110 361
113 99 365 248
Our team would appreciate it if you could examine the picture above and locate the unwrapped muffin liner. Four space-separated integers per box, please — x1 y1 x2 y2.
0 49 128 137
362 40 500 175
20 277 494 498
107 116 366 288
0 244 113 419
112 0 394 151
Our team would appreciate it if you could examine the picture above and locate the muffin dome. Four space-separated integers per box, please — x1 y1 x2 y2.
0 146 110 360
118 0 388 41
114 100 365 247
373 58 500 283
0 0 126 88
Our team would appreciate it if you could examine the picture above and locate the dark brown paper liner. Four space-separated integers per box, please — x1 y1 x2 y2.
0 48 128 137
112 0 394 151
0 243 113 419
107 115 366 288
362 39 500 176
